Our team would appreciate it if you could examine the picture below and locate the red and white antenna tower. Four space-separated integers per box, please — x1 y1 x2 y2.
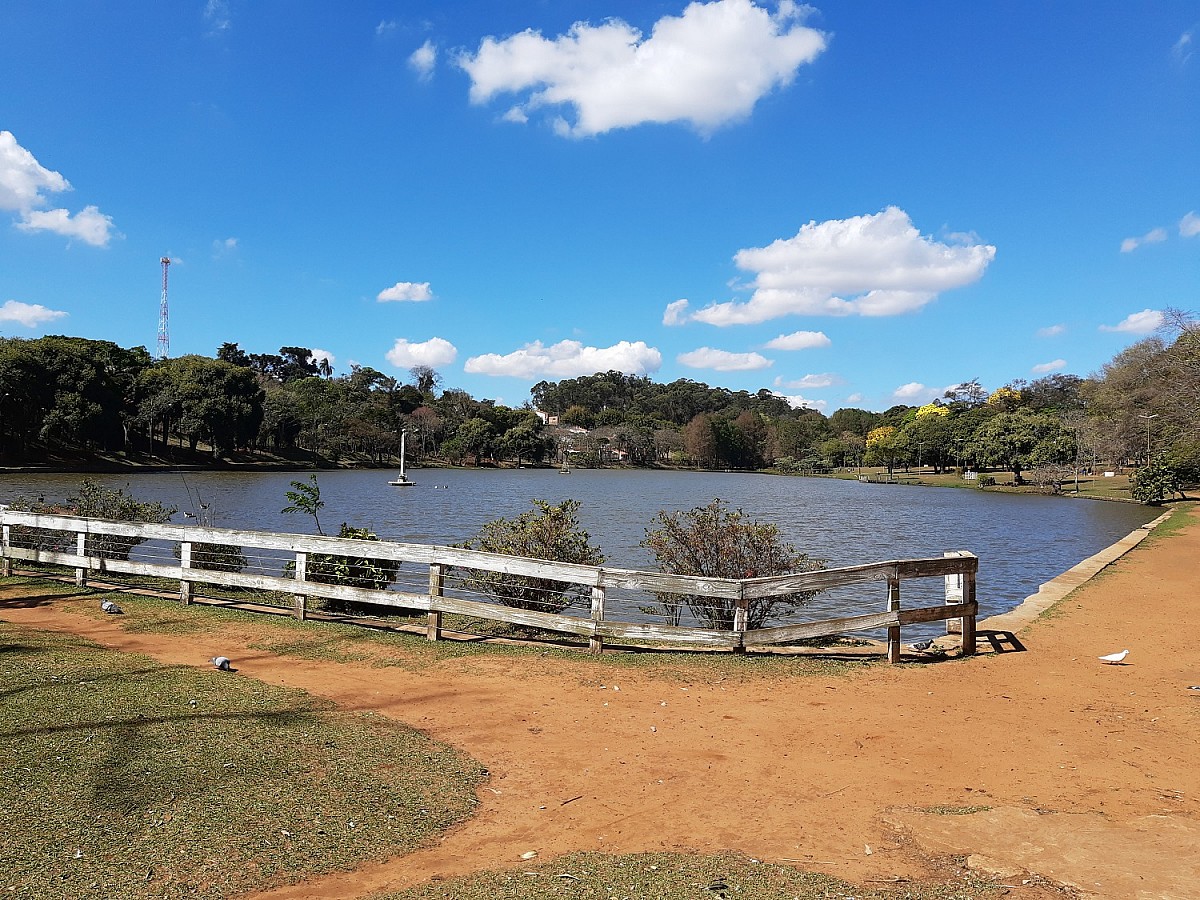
157 256 171 359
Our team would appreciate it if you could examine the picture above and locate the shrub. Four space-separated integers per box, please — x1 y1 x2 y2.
641 499 824 631
174 540 247 573
7 479 175 560
457 499 604 613
291 524 401 615
1130 461 1186 505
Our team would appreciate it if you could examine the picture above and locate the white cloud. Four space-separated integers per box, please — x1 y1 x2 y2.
1099 309 1164 334
465 339 661 379
0 131 117 246
1031 359 1066 374
386 337 458 368
204 0 231 34
376 20 399 37
774 373 840 389
1120 227 1168 253
16 205 116 247
763 330 831 350
309 348 336 369
662 298 690 326
409 40 437 80
0 299 68 327
1172 28 1194 67
677 347 772 371
378 281 434 302
212 236 237 258
773 391 826 412
456 0 826 137
687 207 995 325
1036 323 1065 338
844 393 864 405
892 382 950 405
1180 211 1200 238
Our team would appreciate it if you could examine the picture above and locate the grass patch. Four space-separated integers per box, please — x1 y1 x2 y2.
1138 501 1197 546
919 805 993 816
0 624 485 900
375 850 1009 900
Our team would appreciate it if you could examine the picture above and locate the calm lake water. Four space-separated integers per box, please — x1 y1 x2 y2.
0 467 1156 630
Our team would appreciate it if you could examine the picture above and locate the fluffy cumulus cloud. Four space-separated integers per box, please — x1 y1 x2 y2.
1181 211 1200 238
456 0 826 137
763 330 831 350
677 347 772 371
0 299 68 327
892 382 953 405
1031 359 1066 374
465 339 661 379
386 337 458 368
409 40 437 80
773 392 825 411
378 281 434 302
662 299 690 326
309 348 336 369
774 373 840 389
672 207 995 325
1120 227 1168 253
1036 323 1066 338
1099 309 1164 334
0 131 117 247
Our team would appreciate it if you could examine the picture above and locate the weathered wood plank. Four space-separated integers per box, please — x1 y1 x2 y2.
743 609 901 645
595 620 738 647
430 595 594 637
897 601 977 626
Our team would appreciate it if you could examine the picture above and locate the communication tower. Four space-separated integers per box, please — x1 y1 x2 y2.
158 257 171 359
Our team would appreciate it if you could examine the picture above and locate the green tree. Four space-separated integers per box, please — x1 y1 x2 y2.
458 499 605 613
281 474 325 535
456 417 496 466
1130 461 1186 505
641 499 824 631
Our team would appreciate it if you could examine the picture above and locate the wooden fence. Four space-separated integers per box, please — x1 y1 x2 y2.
0 511 977 660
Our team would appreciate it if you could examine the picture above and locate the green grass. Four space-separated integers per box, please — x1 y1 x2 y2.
374 851 1010 900
0 624 485 900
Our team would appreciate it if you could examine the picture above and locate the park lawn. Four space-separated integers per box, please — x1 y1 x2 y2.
0 623 485 900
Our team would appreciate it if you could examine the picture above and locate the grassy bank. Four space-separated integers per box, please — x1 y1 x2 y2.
0 621 485 900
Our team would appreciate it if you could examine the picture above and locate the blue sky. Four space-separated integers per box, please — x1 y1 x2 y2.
1 1 1196 412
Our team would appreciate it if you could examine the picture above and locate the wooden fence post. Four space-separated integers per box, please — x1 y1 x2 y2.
961 565 977 656
2 525 10 577
589 584 606 654
75 531 87 587
887 574 901 663
732 594 748 653
179 541 193 605
427 563 444 641
294 552 308 621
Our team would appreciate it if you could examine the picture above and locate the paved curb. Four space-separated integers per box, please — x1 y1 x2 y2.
977 509 1173 635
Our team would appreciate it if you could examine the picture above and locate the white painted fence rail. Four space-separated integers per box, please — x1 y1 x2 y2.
0 511 977 660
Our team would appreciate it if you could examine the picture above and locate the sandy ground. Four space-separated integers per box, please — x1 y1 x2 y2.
3 506 1199 899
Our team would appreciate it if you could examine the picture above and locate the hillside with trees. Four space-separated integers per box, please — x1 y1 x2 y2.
0 310 1196 497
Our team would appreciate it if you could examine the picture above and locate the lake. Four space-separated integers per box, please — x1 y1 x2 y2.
0 468 1156 630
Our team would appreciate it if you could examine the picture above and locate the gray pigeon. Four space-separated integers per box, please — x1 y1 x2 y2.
910 639 935 652
210 656 234 671
100 600 123 615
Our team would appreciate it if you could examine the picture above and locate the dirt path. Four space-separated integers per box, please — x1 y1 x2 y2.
3 507 1199 898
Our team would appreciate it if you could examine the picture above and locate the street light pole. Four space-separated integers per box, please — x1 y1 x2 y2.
1138 413 1158 462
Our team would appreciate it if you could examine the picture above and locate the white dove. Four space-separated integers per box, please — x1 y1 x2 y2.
210 656 234 671
1098 649 1129 665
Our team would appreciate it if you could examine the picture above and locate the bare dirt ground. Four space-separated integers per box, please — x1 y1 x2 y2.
3 506 1199 899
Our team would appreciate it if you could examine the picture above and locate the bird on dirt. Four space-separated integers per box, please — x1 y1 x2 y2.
100 600 123 615
210 656 234 671
1098 649 1129 665
910 639 935 652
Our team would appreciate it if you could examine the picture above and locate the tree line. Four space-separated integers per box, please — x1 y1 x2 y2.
0 311 1195 490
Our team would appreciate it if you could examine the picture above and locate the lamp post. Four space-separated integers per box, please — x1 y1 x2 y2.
1138 413 1158 463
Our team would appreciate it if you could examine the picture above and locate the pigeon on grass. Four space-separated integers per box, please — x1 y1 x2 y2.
210 656 236 672
1098 649 1129 665
100 600 123 615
